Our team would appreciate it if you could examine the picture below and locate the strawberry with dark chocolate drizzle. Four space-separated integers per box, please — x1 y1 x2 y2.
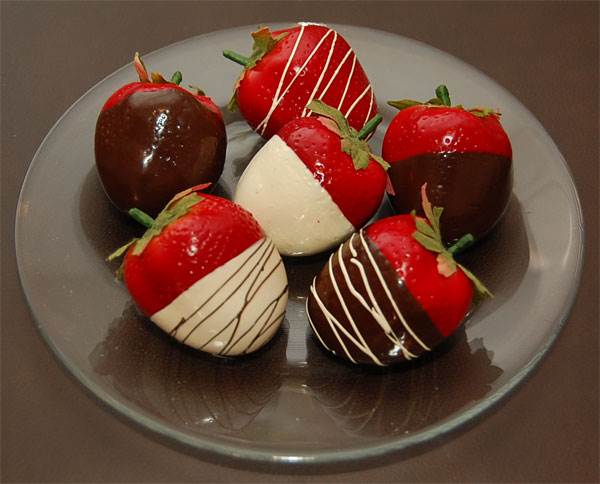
108 184 289 357
383 85 513 243
95 53 226 217
306 184 491 366
223 23 378 139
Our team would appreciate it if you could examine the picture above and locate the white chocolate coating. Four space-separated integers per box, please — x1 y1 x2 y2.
234 135 355 256
151 238 288 356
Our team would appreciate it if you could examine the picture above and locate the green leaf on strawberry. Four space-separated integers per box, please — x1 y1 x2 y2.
223 27 288 111
307 100 389 171
247 26 288 70
107 184 213 266
411 183 493 297
133 193 203 255
388 84 500 118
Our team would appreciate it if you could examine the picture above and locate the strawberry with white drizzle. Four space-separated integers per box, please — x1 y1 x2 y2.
108 185 289 357
234 100 388 257
307 184 491 366
223 23 378 139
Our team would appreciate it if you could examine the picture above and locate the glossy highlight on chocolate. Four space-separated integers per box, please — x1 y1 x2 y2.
95 88 226 216
387 152 512 242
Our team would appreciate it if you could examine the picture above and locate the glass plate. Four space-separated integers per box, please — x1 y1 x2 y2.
15 24 584 464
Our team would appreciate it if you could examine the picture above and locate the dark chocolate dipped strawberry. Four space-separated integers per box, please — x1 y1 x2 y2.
223 23 378 139
383 85 512 243
108 185 289 356
234 100 388 257
306 184 491 366
95 53 226 217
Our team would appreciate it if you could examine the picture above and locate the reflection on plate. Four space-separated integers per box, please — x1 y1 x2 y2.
91 302 502 440
16 24 583 464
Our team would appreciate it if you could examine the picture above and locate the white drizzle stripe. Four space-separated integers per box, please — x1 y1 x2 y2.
331 248 383 364
257 27 335 135
301 31 338 117
315 48 353 102
363 89 375 127
351 235 400 339
256 24 306 135
313 287 383 365
336 55 357 111
309 279 358 363
308 243 389 365
152 238 288 356
358 231 431 351
344 84 372 118
341 236 406 348
348 253 415 360
307 230 434 364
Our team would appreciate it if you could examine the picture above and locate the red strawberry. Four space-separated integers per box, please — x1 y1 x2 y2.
306 184 491 366
234 100 388 256
223 23 378 139
382 85 513 243
108 185 289 356
95 53 226 217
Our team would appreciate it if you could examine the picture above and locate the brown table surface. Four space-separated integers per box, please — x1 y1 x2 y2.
2 1 598 482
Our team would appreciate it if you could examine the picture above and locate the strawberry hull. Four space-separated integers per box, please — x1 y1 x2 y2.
234 23 377 139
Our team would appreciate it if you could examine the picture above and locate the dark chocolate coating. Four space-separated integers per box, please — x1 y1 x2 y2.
95 88 226 216
387 152 512 243
306 232 443 366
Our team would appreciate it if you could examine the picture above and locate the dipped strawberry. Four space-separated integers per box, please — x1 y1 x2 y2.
108 185 289 357
234 100 388 257
95 53 226 217
307 184 491 366
383 85 512 243
223 23 378 139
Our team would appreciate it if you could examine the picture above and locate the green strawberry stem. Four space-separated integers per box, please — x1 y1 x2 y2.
307 100 389 171
357 114 383 140
435 85 451 106
133 52 186 87
222 50 250 67
388 84 499 117
448 233 475 256
134 52 150 83
128 208 154 228
107 190 206 268
412 183 492 297
170 71 182 85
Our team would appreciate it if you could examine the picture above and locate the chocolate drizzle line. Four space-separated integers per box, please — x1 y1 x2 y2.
164 238 288 355
307 230 443 365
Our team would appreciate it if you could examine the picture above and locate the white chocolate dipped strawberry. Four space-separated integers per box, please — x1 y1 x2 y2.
109 185 289 356
234 101 388 257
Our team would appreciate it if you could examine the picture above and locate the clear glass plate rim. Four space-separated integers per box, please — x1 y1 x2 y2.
14 23 585 465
